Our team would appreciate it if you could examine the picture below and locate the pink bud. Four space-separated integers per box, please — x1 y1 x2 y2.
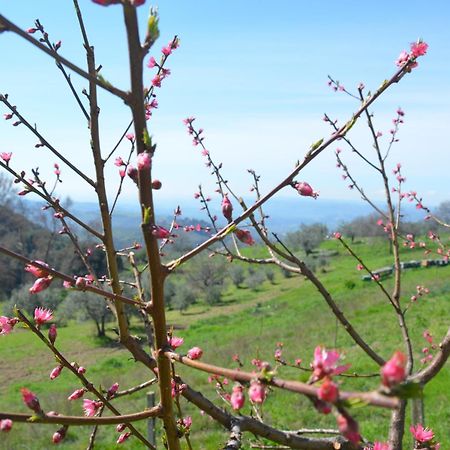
152 179 162 190
317 377 339 403
0 419 13 432
295 181 318 199
137 152 151 170
117 432 131 444
381 351 406 387
50 365 63 380
234 228 255 246
152 226 171 239
0 152 12 163
52 426 67 444
29 276 53 294
187 346 203 360
21 388 42 414
337 413 361 444
107 382 119 398
248 380 266 404
68 388 85 401
147 56 157 68
116 423 126 433
75 277 86 290
221 195 233 222
230 384 245 410
127 165 138 183
77 366 86 374
114 156 125 167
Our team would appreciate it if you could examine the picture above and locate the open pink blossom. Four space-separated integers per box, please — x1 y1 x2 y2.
234 228 255 245
395 50 410 67
187 346 203 360
311 346 350 382
25 260 50 278
337 413 361 444
248 380 266 404
29 276 53 294
21 388 41 413
410 40 428 58
410 423 434 442
295 181 318 199
114 156 125 167
0 316 18 335
34 307 53 326
168 336 184 349
83 399 103 417
317 377 339 403
381 351 406 387
182 416 192 429
221 195 233 222
230 384 245 410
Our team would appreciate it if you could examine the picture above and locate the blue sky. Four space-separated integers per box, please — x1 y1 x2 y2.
1 1 449 214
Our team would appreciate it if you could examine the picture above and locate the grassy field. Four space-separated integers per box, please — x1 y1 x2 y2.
0 237 449 449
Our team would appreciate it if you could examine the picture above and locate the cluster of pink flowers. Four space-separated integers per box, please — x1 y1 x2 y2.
395 40 428 70
148 39 179 88
421 330 437 365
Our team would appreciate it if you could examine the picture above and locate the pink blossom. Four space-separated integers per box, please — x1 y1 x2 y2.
0 419 13 432
221 195 233 222
161 45 172 56
381 351 406 387
337 413 361 444
29 276 53 294
333 232 342 239
50 365 63 380
230 384 245 410
75 277 87 290
151 74 162 87
311 346 350 382
25 260 50 278
91 0 121 5
371 442 392 450
147 56 157 68
116 423 126 433
114 156 125 167
0 316 18 335
152 226 171 239
21 388 41 413
77 366 86 374
356 264 364 271
395 50 410 67
187 346 203 360
317 377 339 403
83 399 103 417
410 40 428 58
313 398 332 415
137 152 151 170
117 432 131 444
234 228 255 246
410 423 434 442
248 380 266 404
68 388 85 401
295 181 318 198
34 307 53 326
168 336 184 349
27 28 37 33
3 113 13 120
182 416 192 429
0 152 12 163
127 165 138 183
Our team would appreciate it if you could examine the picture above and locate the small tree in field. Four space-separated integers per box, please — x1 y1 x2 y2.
0 3 448 450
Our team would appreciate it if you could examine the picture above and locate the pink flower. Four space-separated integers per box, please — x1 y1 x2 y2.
117 432 131 444
333 232 342 239
234 228 255 246
25 260 50 278
0 419 13 432
317 377 339 403
83 399 103 417
137 152 151 170
152 74 162 87
187 346 203 360
152 226 171 239
34 307 53 326
68 388 85 401
168 336 184 349
381 351 406 387
410 40 428 58
147 56 157 68
230 384 245 410
182 416 192 429
248 380 266 404
21 388 41 413
77 366 86 374
75 277 87 290
395 50 410 67
295 181 318 198
0 316 18 335
127 165 138 183
410 423 434 443
0 152 12 163
114 156 125 167
29 276 53 294
221 195 233 222
311 346 350 381
337 413 361 444
91 0 121 5
161 45 172 56
313 398 332 415
50 365 63 380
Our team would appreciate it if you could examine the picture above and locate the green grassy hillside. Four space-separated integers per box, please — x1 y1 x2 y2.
0 238 449 449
